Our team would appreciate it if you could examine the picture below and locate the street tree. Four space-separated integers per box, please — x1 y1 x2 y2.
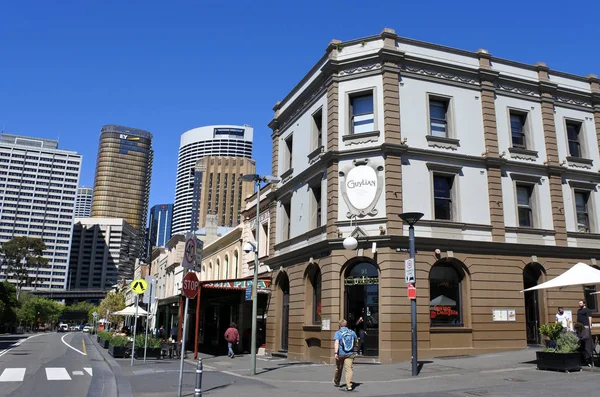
0 281 18 325
98 291 126 326
0 237 48 300
17 297 63 326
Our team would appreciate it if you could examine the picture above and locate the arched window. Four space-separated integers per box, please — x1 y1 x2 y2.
233 251 239 278
208 262 213 280
429 262 463 326
311 268 322 324
216 259 221 280
225 255 229 279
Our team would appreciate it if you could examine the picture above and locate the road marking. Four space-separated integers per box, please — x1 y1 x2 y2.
0 333 47 358
82 338 87 355
0 368 26 382
61 333 86 356
46 367 72 380
84 367 92 376
72 371 84 376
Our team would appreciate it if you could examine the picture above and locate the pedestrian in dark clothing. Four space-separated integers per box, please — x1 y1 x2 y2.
576 300 594 366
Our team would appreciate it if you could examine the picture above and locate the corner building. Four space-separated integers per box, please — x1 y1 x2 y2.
265 28 600 364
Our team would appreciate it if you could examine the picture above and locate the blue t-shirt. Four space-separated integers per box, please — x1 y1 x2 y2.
334 327 357 355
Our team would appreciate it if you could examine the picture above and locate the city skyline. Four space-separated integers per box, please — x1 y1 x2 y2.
1 1 597 211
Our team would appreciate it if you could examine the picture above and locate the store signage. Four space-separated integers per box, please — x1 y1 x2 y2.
430 305 458 319
203 279 271 291
345 165 378 210
344 276 379 286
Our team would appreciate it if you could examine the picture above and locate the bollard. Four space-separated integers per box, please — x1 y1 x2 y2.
194 358 203 397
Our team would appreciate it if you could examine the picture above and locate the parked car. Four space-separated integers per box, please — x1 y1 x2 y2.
69 325 79 332
57 324 69 332
83 326 92 333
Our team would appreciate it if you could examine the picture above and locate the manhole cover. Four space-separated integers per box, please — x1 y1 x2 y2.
464 391 489 396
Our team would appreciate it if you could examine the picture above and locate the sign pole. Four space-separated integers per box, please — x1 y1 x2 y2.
131 294 139 366
177 296 190 397
409 223 418 377
144 283 152 362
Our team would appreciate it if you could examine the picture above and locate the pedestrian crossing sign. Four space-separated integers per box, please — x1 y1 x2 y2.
130 279 148 295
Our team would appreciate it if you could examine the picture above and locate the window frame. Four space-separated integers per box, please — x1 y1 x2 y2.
348 89 376 134
280 200 292 241
508 109 531 150
309 180 323 230
283 134 293 171
565 119 585 159
311 107 324 152
427 94 453 138
584 285 598 313
568 181 597 233
574 190 591 233
510 173 542 229
429 262 464 327
433 174 454 221
312 269 322 324
516 183 534 228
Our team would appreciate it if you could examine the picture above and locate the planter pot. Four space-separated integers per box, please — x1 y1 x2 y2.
97 335 101 343
99 338 110 349
108 344 128 358
536 351 581 372
134 348 162 359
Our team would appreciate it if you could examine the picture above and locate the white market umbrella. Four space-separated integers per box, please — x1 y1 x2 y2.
113 305 148 317
521 262 600 292
429 295 457 306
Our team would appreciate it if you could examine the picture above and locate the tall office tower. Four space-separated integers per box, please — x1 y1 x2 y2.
91 125 153 253
68 218 137 290
171 125 253 235
0 133 81 290
147 204 173 252
74 187 94 217
191 157 256 231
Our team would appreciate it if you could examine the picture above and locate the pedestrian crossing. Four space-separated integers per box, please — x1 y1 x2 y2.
0 367 92 382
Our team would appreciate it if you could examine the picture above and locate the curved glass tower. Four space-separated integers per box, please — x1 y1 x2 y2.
91 125 153 237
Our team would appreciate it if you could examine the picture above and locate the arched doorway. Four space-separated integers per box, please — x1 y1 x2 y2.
344 261 379 357
523 263 544 345
277 273 290 352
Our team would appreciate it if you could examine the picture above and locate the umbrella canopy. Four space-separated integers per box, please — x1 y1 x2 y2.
113 305 148 317
521 262 600 292
430 295 457 306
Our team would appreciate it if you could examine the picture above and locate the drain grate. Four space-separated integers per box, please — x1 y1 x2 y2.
464 390 489 396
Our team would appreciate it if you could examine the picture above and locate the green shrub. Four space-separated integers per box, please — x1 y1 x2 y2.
109 335 129 347
98 331 113 340
539 323 564 341
556 332 579 353
134 334 162 349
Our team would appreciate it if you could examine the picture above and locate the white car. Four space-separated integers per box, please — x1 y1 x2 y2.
83 326 92 333
69 326 79 332
58 324 69 332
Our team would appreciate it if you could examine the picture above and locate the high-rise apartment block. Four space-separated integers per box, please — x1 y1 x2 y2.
192 157 256 230
91 125 153 254
0 133 81 290
68 218 137 290
148 204 173 250
172 125 253 235
74 187 93 218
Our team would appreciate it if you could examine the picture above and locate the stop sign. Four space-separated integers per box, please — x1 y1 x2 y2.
182 272 200 299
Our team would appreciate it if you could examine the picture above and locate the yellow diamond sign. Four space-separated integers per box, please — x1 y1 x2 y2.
130 278 148 295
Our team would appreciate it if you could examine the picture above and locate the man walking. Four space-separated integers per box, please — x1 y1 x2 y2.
224 322 239 359
333 319 358 392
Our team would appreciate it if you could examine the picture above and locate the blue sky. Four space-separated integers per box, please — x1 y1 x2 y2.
1 1 598 213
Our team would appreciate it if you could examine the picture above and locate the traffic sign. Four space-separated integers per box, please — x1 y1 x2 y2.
408 284 416 300
143 276 156 304
245 284 252 301
405 258 415 284
182 233 201 271
181 272 200 299
92 311 98 318
130 278 148 295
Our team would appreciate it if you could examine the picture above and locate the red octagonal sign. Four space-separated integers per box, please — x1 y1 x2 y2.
182 272 200 299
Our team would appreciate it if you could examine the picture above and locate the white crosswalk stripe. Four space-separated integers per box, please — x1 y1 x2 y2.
0 367 93 381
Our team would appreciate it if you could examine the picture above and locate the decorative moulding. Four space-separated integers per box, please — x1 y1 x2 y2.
425 135 460 151
342 130 381 146
425 162 463 175
401 65 478 85
280 168 294 184
339 63 383 77
495 83 539 97
508 147 539 162
566 156 594 170
339 158 384 218
554 96 593 108
307 146 325 165
509 172 542 184
505 226 556 236
567 180 597 191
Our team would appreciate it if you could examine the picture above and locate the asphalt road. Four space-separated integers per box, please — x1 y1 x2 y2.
0 332 115 397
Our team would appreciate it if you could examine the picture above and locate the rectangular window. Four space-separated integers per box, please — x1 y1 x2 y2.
282 201 291 240
350 93 374 134
516 184 533 227
429 98 450 137
566 121 582 158
310 183 322 229
284 135 293 171
510 111 528 149
585 285 598 312
311 108 323 151
575 191 590 232
433 175 453 220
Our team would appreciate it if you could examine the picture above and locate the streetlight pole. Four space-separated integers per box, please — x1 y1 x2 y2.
400 212 423 377
240 174 280 376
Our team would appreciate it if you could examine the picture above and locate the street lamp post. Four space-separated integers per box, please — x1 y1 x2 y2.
240 174 280 376
400 212 424 377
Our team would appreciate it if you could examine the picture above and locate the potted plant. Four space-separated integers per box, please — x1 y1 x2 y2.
536 323 581 372
98 331 112 349
133 335 163 359
108 335 130 358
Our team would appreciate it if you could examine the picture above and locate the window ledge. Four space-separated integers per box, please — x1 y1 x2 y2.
426 135 460 151
505 226 556 236
566 156 594 168
280 168 294 184
567 231 600 239
418 219 493 231
342 130 380 146
307 146 325 165
302 325 322 332
275 225 326 251
508 147 538 161
430 327 472 334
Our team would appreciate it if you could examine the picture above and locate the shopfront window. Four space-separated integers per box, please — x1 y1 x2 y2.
430 262 462 326
312 269 322 324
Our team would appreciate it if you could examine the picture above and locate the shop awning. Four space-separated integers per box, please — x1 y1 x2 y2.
521 262 600 292
202 278 271 293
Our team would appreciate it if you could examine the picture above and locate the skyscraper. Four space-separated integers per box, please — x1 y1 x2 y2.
0 133 82 290
91 125 153 252
74 187 93 218
148 204 173 250
172 125 253 235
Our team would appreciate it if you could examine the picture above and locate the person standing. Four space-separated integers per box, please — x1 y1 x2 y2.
555 307 569 330
333 319 358 392
224 322 240 359
356 308 367 355
577 300 593 367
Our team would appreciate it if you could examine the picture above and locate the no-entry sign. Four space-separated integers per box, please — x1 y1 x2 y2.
182 272 200 299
